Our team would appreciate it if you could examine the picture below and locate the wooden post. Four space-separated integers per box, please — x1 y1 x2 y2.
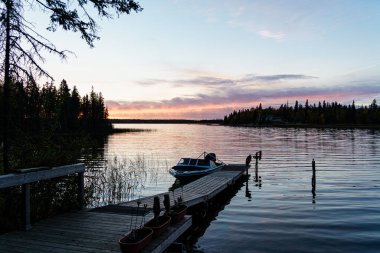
255 159 258 182
245 155 252 174
255 152 259 182
22 183 32 230
312 159 316 195
78 171 85 209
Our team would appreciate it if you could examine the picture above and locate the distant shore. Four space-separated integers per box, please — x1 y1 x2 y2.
110 119 224 124
110 119 380 130
225 123 380 129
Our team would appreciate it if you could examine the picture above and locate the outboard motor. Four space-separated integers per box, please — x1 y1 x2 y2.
246 155 252 166
205 153 216 162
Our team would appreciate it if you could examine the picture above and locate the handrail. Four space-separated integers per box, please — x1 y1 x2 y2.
0 163 86 230
0 163 85 189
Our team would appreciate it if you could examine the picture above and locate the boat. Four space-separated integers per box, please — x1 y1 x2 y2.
169 152 226 180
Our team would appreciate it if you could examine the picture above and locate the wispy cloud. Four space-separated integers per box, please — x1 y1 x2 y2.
176 76 234 87
107 78 380 119
136 73 317 89
258 30 286 40
135 76 234 87
240 74 318 83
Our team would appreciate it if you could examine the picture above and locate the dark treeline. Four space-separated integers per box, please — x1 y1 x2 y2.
224 99 380 127
0 79 111 135
0 79 112 170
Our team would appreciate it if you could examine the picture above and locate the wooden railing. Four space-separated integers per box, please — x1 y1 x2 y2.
0 163 86 230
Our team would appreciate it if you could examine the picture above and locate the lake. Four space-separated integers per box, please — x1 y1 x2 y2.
85 124 380 253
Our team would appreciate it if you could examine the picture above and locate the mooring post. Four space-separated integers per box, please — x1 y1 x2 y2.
245 154 252 174
163 194 170 212
255 161 259 182
255 152 259 182
22 183 32 230
312 159 316 194
78 171 85 209
153 196 161 219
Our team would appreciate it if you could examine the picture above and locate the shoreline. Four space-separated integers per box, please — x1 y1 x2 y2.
224 123 380 130
110 119 223 124
110 120 380 130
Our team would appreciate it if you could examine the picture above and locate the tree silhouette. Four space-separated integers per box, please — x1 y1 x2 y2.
224 99 380 127
0 0 142 172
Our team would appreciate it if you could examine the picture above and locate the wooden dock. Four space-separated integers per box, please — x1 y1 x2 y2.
0 164 246 253
119 164 246 210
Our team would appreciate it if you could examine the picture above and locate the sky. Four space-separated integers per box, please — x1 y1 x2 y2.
27 0 380 119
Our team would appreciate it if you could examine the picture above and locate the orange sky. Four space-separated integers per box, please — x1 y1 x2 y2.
27 1 380 120
107 89 376 119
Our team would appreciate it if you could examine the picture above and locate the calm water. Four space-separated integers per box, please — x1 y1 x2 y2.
89 124 380 252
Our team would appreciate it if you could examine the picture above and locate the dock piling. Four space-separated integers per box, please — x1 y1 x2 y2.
255 160 259 182
246 150 262 174
245 155 252 174
312 159 316 196
22 183 32 230
254 151 261 182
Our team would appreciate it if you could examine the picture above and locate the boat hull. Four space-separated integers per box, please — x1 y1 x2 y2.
169 165 224 180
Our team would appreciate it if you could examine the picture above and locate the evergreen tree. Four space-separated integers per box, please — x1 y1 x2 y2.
0 0 142 171
223 99 380 127
69 86 81 131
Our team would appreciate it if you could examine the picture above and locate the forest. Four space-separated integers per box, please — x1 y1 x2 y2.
0 0 142 234
224 99 380 127
0 79 112 171
0 79 111 134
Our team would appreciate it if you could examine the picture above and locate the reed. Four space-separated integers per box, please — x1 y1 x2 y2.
86 154 166 207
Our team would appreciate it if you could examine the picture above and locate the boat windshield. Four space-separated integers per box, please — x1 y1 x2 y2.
178 158 190 165
197 159 210 166
177 158 212 167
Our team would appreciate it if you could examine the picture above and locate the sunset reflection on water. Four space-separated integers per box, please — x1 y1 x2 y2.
87 124 380 252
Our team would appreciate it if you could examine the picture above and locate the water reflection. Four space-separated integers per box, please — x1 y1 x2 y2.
311 159 316 204
86 156 144 206
245 174 252 201
80 124 380 253
245 161 264 201
84 152 164 207
180 177 245 252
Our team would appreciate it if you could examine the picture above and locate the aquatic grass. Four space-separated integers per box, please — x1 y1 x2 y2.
86 154 167 207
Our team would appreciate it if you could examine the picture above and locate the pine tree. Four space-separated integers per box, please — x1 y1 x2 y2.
0 0 142 171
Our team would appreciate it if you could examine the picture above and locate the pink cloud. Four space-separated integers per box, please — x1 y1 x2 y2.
106 73 380 119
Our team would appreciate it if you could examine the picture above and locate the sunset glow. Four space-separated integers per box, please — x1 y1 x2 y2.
29 1 380 119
